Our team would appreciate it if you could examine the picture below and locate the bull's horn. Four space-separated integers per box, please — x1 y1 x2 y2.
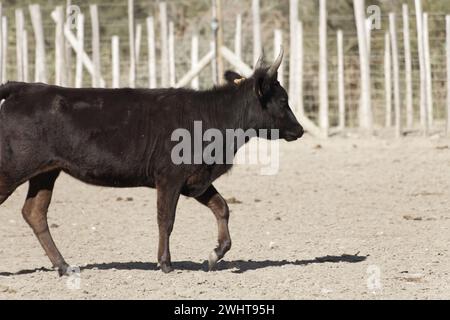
267 46 284 78
254 51 265 70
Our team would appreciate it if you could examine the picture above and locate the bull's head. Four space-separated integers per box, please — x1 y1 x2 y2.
225 48 304 142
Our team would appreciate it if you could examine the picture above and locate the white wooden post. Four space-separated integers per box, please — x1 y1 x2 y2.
22 30 28 82
112 36 120 88
159 2 169 87
403 4 413 129
423 12 433 129
53 6 65 86
234 14 242 60
65 1 73 86
289 0 298 106
252 0 261 65
128 0 135 88
415 0 428 134
176 50 215 88
319 0 328 134
15 9 24 81
29 4 47 83
447 15 450 136
168 21 176 87
2 16 7 83
353 0 372 132
75 13 84 88
220 46 253 76
210 41 217 84
61 23 106 87
385 32 392 127
337 30 345 130
0 4 3 83
135 24 142 66
90 4 101 87
191 34 199 89
147 16 156 89
365 18 371 56
0 3 3 81
295 20 303 117
274 29 284 86
389 13 401 138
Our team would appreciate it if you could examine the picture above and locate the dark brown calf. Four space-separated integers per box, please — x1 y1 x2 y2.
0 50 303 275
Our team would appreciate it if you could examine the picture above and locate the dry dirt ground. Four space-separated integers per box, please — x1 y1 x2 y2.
1 134 450 299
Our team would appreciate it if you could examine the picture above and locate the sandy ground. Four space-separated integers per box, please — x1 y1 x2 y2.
1 134 450 300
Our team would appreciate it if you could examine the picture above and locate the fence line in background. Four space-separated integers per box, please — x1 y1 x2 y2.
403 4 413 129
389 13 401 138
0 0 450 138
384 32 392 128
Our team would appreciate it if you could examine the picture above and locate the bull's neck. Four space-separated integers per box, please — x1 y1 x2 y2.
201 83 255 133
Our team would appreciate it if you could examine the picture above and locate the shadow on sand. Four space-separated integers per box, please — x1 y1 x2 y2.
0 254 367 277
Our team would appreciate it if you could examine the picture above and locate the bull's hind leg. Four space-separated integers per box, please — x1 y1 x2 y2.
22 170 69 276
196 185 231 271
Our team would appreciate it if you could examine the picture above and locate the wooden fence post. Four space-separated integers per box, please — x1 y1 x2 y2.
0 4 3 83
135 24 142 66
385 32 392 127
353 0 373 132
337 29 345 130
423 12 433 129
159 2 169 87
29 4 47 83
22 30 28 82
191 34 199 89
366 17 371 56
65 1 73 87
2 16 7 83
389 13 401 138
15 9 24 81
168 21 176 87
90 4 101 87
147 16 156 89
112 36 120 88
274 29 284 86
252 0 261 65
447 15 450 136
128 0 135 88
75 13 84 88
234 14 242 60
415 0 428 134
319 0 328 134
295 20 303 117
289 0 298 107
53 6 65 86
403 4 413 129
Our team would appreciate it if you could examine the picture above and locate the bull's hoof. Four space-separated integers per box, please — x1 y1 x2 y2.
56 263 70 277
208 251 219 271
160 262 174 274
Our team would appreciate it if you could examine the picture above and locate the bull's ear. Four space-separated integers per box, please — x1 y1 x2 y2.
224 70 244 85
254 70 272 101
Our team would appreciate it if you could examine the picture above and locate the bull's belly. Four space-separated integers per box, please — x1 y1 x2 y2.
62 166 154 189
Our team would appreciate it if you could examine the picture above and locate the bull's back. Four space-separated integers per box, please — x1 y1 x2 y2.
0 83 169 187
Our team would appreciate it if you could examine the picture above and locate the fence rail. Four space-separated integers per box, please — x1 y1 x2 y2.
0 0 450 138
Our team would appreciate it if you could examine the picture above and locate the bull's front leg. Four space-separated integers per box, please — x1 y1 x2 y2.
196 185 231 271
156 181 181 273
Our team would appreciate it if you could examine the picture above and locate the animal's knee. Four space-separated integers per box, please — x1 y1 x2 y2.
22 199 48 232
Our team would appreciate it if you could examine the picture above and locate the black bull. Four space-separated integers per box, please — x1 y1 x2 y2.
0 53 304 275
